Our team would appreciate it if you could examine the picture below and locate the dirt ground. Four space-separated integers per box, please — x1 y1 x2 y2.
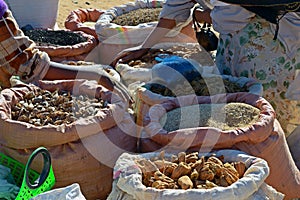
57 0 132 29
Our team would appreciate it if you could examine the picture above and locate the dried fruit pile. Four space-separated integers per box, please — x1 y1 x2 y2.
136 151 246 190
11 89 108 126
112 8 162 26
23 29 88 46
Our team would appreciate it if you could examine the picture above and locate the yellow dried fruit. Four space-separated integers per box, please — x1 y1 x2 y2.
233 161 246 178
199 165 215 181
152 180 170 189
178 175 193 190
154 160 177 177
171 162 192 180
137 151 247 190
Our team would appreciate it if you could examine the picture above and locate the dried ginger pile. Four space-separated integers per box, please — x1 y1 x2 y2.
135 151 246 190
11 88 108 126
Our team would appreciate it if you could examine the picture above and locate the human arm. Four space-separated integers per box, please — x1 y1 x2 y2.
65 8 103 40
111 17 177 67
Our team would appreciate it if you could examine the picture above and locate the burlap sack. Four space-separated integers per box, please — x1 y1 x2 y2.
65 8 104 40
135 72 262 127
140 92 300 199
107 150 284 200
0 79 137 200
36 30 98 62
89 0 197 65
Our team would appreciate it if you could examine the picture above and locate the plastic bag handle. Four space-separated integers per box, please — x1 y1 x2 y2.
24 147 51 189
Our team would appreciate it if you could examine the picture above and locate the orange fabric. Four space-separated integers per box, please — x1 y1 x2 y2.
65 8 103 39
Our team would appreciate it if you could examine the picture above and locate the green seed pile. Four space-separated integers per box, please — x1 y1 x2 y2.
112 8 162 26
160 103 260 132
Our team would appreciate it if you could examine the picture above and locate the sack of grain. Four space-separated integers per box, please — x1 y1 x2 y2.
134 69 262 127
92 0 196 64
23 29 98 62
0 79 137 200
139 92 300 199
107 150 284 200
115 43 215 87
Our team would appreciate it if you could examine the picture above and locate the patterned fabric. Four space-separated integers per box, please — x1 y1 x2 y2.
216 15 300 135
0 10 50 84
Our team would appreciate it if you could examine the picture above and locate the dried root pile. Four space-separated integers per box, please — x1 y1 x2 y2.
11 88 108 126
112 8 162 26
136 151 246 190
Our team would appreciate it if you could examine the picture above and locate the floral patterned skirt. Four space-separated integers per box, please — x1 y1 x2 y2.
216 16 300 136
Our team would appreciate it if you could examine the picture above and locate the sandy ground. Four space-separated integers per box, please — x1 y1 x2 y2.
57 0 132 29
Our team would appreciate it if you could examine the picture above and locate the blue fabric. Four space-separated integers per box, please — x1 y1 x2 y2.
0 0 8 18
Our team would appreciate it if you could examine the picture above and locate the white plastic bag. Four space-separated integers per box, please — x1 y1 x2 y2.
107 150 284 200
31 183 86 200
5 0 59 29
95 0 164 44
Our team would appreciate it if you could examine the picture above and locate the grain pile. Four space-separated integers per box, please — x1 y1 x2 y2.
112 8 162 26
160 103 260 132
135 151 246 189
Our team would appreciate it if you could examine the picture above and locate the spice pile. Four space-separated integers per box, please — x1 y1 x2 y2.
146 76 248 97
23 29 88 46
112 8 162 26
124 45 210 69
11 89 108 126
160 103 260 132
136 151 246 189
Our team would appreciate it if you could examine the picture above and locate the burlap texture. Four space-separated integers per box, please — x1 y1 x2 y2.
0 79 137 200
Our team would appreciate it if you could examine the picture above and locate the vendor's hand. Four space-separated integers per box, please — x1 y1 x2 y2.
194 9 212 24
111 46 150 68
0 68 12 88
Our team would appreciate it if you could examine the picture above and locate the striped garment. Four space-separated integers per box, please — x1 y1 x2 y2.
0 10 50 84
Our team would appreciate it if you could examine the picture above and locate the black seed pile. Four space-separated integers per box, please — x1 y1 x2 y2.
112 8 162 26
23 29 88 46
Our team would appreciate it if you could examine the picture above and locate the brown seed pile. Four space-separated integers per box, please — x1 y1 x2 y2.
11 89 108 126
124 45 210 68
160 103 260 132
136 151 246 190
23 29 88 46
146 76 248 97
112 8 162 26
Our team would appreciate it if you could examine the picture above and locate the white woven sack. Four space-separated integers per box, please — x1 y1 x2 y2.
107 150 284 200
5 0 59 29
95 0 193 44
32 183 86 200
